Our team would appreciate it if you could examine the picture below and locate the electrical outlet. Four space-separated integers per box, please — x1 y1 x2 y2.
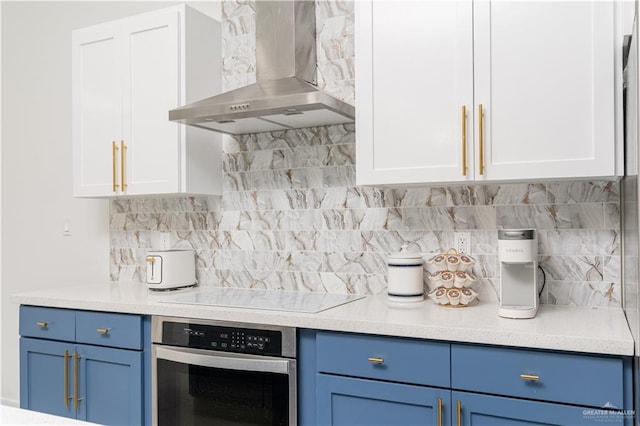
159 232 171 250
455 232 470 254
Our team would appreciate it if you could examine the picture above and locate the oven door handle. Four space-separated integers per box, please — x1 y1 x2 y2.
155 346 292 375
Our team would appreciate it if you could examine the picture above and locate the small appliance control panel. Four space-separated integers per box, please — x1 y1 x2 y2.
162 321 283 356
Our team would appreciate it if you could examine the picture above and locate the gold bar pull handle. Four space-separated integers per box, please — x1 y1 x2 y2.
64 350 70 408
36 322 48 328
478 104 484 176
73 351 83 409
457 400 462 426
146 256 156 280
437 398 443 426
96 328 110 335
120 141 127 191
461 106 467 176
520 373 540 381
367 357 384 364
112 141 119 192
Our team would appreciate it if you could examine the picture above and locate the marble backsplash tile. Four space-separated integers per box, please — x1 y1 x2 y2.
108 0 622 308
110 127 622 308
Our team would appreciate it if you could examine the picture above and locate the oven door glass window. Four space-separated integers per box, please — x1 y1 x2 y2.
157 359 289 426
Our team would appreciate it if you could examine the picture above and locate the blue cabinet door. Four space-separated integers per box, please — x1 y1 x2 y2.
76 344 143 426
453 391 625 425
317 373 450 426
20 338 75 419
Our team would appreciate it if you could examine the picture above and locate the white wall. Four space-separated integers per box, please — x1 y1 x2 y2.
0 1 220 407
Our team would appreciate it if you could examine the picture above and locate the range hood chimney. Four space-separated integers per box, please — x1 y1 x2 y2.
169 1 355 135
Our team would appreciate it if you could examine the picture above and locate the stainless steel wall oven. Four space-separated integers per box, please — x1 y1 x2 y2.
151 316 296 425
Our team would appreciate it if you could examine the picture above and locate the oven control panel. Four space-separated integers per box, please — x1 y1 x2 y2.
162 321 283 357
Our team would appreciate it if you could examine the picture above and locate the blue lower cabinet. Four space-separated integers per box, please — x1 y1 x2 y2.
453 391 625 426
77 344 143 425
20 338 144 425
316 373 450 426
20 338 75 418
304 331 633 426
19 306 149 426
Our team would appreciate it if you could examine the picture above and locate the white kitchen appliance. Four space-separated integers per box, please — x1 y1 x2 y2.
145 249 196 290
498 229 538 319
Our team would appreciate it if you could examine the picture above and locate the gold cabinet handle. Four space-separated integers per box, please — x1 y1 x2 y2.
146 256 156 280
461 106 467 176
437 398 443 426
73 351 83 409
112 141 119 192
120 141 127 191
64 350 70 408
367 357 384 364
96 328 110 334
520 373 540 381
478 104 484 175
457 400 462 426
36 321 48 328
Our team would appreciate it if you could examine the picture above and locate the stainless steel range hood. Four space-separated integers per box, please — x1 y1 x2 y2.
169 1 355 135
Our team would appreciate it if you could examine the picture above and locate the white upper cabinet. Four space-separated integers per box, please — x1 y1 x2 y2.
474 1 616 182
356 1 473 185
73 5 222 197
356 1 619 186
73 24 122 197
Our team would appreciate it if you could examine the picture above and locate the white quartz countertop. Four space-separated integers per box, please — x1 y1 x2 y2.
12 282 635 356
0 405 94 425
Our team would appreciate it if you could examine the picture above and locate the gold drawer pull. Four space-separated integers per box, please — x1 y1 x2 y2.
461 105 467 176
36 322 48 327
74 351 82 409
112 141 119 192
478 104 485 175
96 328 110 334
64 350 70 408
367 357 384 364
120 140 127 191
520 374 540 381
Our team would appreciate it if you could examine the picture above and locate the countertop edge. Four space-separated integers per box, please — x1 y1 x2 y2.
11 285 635 357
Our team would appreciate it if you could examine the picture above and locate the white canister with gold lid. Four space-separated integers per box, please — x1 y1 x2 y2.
387 248 424 302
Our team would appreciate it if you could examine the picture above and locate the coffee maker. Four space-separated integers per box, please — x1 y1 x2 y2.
498 229 538 319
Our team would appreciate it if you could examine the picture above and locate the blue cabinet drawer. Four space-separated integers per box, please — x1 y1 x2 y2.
75 311 143 350
451 344 625 408
19 306 75 341
316 331 450 387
